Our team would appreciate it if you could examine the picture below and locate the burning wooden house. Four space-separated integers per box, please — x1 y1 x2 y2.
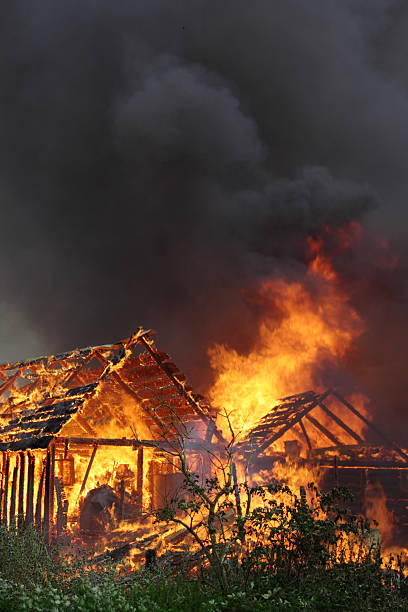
0 329 219 542
0 327 406 549
236 390 408 544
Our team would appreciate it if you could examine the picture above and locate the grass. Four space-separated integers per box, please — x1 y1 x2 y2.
0 487 407 612
0 527 405 612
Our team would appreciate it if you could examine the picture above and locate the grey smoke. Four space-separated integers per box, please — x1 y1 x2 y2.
0 1 407 439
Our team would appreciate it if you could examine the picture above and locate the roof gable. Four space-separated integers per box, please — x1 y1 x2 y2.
0 329 215 451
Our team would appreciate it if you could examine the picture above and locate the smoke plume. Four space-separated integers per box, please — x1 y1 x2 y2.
1 1 408 440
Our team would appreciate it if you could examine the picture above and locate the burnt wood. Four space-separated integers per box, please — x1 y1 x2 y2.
299 419 312 452
50 443 55 529
305 413 341 446
55 477 63 537
136 447 143 512
9 459 18 527
18 452 25 529
77 443 98 501
43 449 51 543
2 455 9 526
332 390 408 463
319 401 363 444
25 453 35 527
247 389 332 458
35 464 45 529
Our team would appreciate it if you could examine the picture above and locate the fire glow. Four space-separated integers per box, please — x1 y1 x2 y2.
0 223 406 566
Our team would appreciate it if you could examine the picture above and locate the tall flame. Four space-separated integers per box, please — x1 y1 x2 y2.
208 226 364 437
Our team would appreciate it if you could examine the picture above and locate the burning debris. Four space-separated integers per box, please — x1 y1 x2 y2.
0 326 405 562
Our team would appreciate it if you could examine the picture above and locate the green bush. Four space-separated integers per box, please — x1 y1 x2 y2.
0 486 406 611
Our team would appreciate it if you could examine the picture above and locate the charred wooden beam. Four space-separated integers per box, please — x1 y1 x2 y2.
305 413 341 446
35 465 45 530
56 437 137 447
17 452 25 529
55 437 220 452
251 389 332 458
319 401 363 444
137 335 225 444
299 419 312 453
0 451 5 524
44 448 51 544
55 477 63 538
332 390 408 464
136 447 143 513
77 442 98 501
25 453 35 527
50 443 55 532
2 455 9 527
9 459 18 527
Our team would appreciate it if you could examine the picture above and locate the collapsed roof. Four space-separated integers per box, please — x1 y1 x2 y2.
236 388 408 465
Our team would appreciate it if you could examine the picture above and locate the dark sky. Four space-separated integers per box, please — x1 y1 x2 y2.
1 1 408 439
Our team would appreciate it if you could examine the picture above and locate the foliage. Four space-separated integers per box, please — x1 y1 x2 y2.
0 523 58 588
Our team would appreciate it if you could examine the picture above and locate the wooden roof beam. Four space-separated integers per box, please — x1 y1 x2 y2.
332 390 408 464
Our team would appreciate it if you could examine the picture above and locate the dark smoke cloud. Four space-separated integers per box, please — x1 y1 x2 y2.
0 1 408 439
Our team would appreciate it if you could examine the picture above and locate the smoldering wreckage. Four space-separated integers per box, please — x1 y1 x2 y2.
0 327 405 565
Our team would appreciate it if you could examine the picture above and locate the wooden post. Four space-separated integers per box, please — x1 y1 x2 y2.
50 443 55 538
136 447 143 513
9 458 18 528
44 448 51 544
25 453 35 527
77 443 98 502
2 455 9 527
119 479 125 521
62 500 68 531
35 464 45 530
299 419 312 453
55 477 63 538
18 452 25 530
0 452 5 523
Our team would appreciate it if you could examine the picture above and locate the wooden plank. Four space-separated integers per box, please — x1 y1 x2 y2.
0 452 5 523
18 452 25 529
136 447 143 513
299 419 312 452
77 443 98 501
50 443 55 532
2 455 9 526
319 401 363 444
35 464 44 530
43 448 51 544
54 477 63 538
25 453 35 527
332 390 408 464
9 459 18 527
305 414 341 446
